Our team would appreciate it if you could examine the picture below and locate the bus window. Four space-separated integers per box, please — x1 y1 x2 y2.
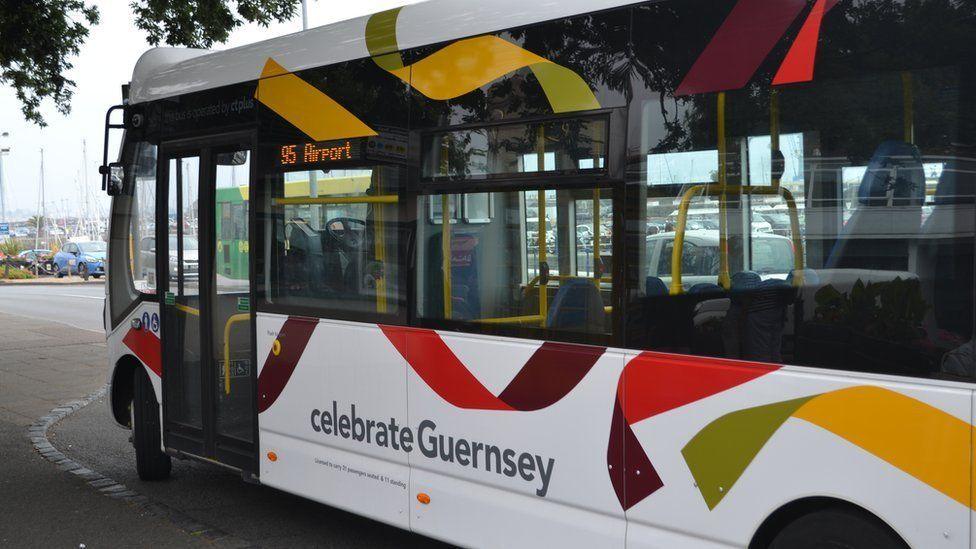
261 166 403 317
416 188 613 340
108 141 157 324
627 36 976 379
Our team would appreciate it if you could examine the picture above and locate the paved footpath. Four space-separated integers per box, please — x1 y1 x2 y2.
0 309 441 548
0 312 215 547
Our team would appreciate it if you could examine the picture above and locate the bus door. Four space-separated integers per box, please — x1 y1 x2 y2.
159 135 256 472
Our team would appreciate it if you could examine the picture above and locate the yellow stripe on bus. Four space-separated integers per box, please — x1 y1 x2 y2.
255 58 378 141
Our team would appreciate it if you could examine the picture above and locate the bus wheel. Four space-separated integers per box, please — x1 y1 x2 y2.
768 506 906 549
131 368 171 480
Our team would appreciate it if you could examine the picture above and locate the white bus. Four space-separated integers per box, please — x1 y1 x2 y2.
103 1 976 547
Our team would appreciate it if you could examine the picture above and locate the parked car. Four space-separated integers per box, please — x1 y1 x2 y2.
137 235 199 286
53 241 107 279
646 229 794 290
13 249 55 274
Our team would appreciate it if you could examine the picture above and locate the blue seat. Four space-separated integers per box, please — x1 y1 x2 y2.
645 276 668 296
547 278 605 333
689 282 723 295
827 141 924 270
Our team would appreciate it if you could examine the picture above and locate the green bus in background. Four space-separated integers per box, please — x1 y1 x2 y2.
215 184 249 282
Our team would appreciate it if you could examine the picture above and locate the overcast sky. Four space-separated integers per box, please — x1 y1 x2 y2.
0 0 421 222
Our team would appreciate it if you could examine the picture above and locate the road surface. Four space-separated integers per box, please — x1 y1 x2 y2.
0 283 104 332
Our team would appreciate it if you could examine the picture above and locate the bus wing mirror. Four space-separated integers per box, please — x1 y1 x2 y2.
103 162 125 196
216 150 248 166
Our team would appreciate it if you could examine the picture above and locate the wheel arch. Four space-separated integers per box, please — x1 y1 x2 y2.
109 354 143 428
748 496 908 549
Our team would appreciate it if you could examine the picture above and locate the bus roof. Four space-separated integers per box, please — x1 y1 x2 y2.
128 0 640 105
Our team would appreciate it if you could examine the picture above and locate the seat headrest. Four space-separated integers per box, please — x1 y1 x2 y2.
858 140 924 206
731 271 761 291
933 158 976 205
645 276 668 296
547 278 604 332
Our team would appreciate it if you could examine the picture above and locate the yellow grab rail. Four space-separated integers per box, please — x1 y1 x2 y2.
441 194 452 319
671 184 805 294
374 174 388 314
273 195 398 206
173 302 200 316
222 312 250 395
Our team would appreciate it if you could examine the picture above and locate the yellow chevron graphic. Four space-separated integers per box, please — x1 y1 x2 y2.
255 58 378 141
366 9 599 113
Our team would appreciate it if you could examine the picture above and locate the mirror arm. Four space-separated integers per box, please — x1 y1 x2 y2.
101 105 125 192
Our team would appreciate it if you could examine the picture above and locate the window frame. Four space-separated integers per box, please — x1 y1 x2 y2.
107 137 160 330
411 178 625 348
253 158 412 327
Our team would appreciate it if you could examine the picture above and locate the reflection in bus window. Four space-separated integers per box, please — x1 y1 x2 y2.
262 166 403 316
423 116 607 180
627 18 975 379
108 141 156 322
416 188 613 339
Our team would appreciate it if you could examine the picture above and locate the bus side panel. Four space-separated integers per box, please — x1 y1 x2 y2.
621 362 972 549
107 301 163 421
403 330 626 548
256 314 411 529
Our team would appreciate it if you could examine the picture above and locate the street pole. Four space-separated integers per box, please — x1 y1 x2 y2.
0 131 8 225
301 0 308 30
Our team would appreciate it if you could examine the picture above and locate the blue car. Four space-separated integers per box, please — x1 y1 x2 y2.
53 241 107 279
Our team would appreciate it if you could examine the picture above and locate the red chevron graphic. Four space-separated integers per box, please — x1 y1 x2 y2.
676 0 839 96
773 0 839 85
380 325 605 411
258 316 319 413
123 326 161 377
608 351 779 509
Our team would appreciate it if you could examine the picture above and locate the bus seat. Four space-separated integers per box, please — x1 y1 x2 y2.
730 270 761 292
284 220 326 295
786 268 820 287
723 271 791 362
547 278 604 333
689 282 724 295
826 140 924 270
425 232 482 320
921 158 976 338
645 276 668 296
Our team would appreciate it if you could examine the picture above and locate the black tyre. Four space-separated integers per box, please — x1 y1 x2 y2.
131 368 171 480
769 507 906 549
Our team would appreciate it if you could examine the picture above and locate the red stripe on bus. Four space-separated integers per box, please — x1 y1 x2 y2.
675 0 808 96
381 326 605 411
122 326 162 377
608 352 779 509
381 325 513 410
772 0 838 85
498 342 604 411
257 316 318 413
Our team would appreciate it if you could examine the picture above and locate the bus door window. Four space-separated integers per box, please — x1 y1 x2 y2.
165 154 203 428
212 149 252 442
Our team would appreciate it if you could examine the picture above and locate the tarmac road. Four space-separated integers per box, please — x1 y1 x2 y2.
0 282 105 332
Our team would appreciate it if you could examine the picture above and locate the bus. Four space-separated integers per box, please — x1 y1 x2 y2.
102 1 976 547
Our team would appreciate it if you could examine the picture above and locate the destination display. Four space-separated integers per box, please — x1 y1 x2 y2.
278 139 365 168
